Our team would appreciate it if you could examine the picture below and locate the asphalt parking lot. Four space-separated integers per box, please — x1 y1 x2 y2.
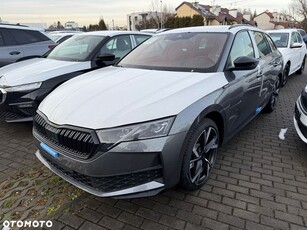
1 70 307 230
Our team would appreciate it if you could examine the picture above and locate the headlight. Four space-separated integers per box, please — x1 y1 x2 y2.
4 82 42 92
96 117 175 145
304 85 307 94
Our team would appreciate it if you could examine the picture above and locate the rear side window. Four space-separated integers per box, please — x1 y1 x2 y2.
295 32 302 43
100 35 132 58
265 34 277 52
134 35 150 45
252 31 272 58
0 28 17 46
8 29 50 45
291 32 299 44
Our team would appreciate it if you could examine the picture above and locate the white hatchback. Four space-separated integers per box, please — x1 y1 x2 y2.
268 29 307 86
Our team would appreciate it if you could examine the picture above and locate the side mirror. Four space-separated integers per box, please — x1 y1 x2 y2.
96 53 115 61
228 56 259 71
291 42 303 48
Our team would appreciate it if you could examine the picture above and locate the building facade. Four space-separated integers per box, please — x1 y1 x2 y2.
175 2 255 26
254 11 301 30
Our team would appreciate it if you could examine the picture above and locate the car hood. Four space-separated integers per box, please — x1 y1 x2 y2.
0 58 91 86
39 67 229 129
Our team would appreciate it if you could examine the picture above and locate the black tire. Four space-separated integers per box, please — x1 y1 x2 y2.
282 63 289 87
179 118 219 191
296 56 305 75
263 77 280 113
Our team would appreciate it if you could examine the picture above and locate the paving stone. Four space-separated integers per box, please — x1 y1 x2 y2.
96 203 122 218
118 212 144 228
79 221 106 230
78 207 103 223
136 207 161 222
218 213 245 229
59 213 85 229
159 215 186 230
140 219 168 230
98 216 125 230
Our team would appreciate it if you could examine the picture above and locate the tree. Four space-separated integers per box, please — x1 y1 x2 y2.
164 15 204 28
288 0 307 30
98 18 107 30
57 21 64 29
87 18 107 31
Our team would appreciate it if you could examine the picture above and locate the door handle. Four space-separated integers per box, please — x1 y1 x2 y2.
9 51 21 55
256 65 263 78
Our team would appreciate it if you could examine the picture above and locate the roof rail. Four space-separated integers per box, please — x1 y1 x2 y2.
229 24 253 30
0 23 28 27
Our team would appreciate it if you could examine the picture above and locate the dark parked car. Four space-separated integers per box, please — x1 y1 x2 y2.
0 31 151 122
294 85 307 143
0 23 55 67
33 25 283 198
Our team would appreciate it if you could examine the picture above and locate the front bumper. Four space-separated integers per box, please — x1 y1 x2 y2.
0 88 37 122
35 150 165 198
33 114 187 198
294 96 307 143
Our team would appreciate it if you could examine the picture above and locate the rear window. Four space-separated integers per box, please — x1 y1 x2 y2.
8 29 50 45
268 33 289 48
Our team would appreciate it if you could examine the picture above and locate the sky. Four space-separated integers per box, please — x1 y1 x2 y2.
0 0 293 28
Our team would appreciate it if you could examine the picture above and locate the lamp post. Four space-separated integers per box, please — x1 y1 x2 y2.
160 0 163 29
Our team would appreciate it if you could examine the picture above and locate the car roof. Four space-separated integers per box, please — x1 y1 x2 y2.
267 29 301 34
75 30 152 37
0 23 43 31
160 25 263 35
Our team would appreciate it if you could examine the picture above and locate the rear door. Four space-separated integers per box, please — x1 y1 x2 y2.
251 31 278 108
0 28 24 67
290 31 302 73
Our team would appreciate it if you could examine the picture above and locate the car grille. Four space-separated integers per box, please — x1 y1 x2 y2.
33 113 98 159
43 155 163 193
0 91 3 104
0 111 25 120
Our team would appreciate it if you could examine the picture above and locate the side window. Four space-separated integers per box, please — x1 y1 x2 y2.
134 35 150 45
291 32 299 45
265 34 277 52
100 35 132 58
0 29 17 46
227 31 255 68
296 32 302 43
252 31 272 58
8 29 43 45
0 32 4 46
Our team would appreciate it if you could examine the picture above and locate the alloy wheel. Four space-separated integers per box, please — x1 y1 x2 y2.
188 126 218 185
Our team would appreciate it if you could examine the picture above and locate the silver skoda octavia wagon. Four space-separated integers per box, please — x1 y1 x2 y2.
33 25 283 198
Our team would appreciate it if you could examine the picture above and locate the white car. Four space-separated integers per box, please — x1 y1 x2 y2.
48 32 83 44
268 29 307 86
0 31 151 122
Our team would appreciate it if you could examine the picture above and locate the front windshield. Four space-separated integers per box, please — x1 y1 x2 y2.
47 35 105 62
268 33 289 48
119 32 228 72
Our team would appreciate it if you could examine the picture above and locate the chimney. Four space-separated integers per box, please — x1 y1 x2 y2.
192 1 199 9
243 14 251 21
211 5 221 16
229 9 237 18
